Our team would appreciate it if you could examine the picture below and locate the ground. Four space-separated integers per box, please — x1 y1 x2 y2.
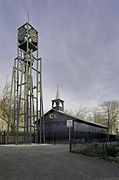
0 144 119 180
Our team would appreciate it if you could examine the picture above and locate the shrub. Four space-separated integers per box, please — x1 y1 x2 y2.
79 143 101 157
78 143 119 159
106 144 118 157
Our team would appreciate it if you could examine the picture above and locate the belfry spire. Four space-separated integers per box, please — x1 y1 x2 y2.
27 12 29 23
56 85 60 99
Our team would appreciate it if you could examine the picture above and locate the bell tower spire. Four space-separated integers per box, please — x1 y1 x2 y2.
56 85 60 99
52 86 64 111
27 12 29 23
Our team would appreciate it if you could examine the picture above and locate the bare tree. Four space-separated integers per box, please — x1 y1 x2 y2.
65 106 93 121
93 101 119 134
0 80 13 131
65 109 75 116
0 80 25 132
74 106 90 120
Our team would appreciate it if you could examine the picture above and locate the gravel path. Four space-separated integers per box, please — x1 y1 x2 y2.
0 144 119 180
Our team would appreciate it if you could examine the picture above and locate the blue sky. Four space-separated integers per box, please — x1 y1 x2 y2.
0 0 119 110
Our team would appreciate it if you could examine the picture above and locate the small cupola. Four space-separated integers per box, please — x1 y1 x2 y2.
52 86 64 111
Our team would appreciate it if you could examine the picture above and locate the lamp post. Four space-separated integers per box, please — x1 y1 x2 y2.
107 109 110 142
66 120 73 152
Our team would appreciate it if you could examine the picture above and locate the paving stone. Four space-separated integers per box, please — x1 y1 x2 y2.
0 144 119 180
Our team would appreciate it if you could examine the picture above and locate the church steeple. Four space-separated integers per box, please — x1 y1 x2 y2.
56 85 60 99
52 86 64 111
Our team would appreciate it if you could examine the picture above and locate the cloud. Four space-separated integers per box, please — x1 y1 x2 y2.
0 0 119 110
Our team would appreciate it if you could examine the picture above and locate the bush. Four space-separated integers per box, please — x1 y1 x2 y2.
78 143 119 159
79 143 101 157
106 144 118 157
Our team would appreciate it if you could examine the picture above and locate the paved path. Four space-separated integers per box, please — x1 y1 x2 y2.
0 144 119 180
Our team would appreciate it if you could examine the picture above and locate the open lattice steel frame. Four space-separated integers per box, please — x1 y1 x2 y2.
7 21 45 144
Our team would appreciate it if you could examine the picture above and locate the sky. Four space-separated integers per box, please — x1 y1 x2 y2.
0 0 119 111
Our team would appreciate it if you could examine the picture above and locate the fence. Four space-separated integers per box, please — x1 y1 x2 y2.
0 131 35 144
71 135 119 160
44 131 116 145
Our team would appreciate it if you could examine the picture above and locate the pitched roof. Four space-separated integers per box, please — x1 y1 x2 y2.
44 108 107 129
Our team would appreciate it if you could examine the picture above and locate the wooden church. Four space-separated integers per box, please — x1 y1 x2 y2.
44 87 107 142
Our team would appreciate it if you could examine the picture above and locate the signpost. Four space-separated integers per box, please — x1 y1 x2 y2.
66 120 73 152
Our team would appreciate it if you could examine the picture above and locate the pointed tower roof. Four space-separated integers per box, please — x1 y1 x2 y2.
52 85 64 111
56 85 60 99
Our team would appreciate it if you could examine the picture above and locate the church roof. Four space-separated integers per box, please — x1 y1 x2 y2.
44 108 107 129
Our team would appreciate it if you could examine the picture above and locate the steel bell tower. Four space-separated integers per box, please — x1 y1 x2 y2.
7 19 45 144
